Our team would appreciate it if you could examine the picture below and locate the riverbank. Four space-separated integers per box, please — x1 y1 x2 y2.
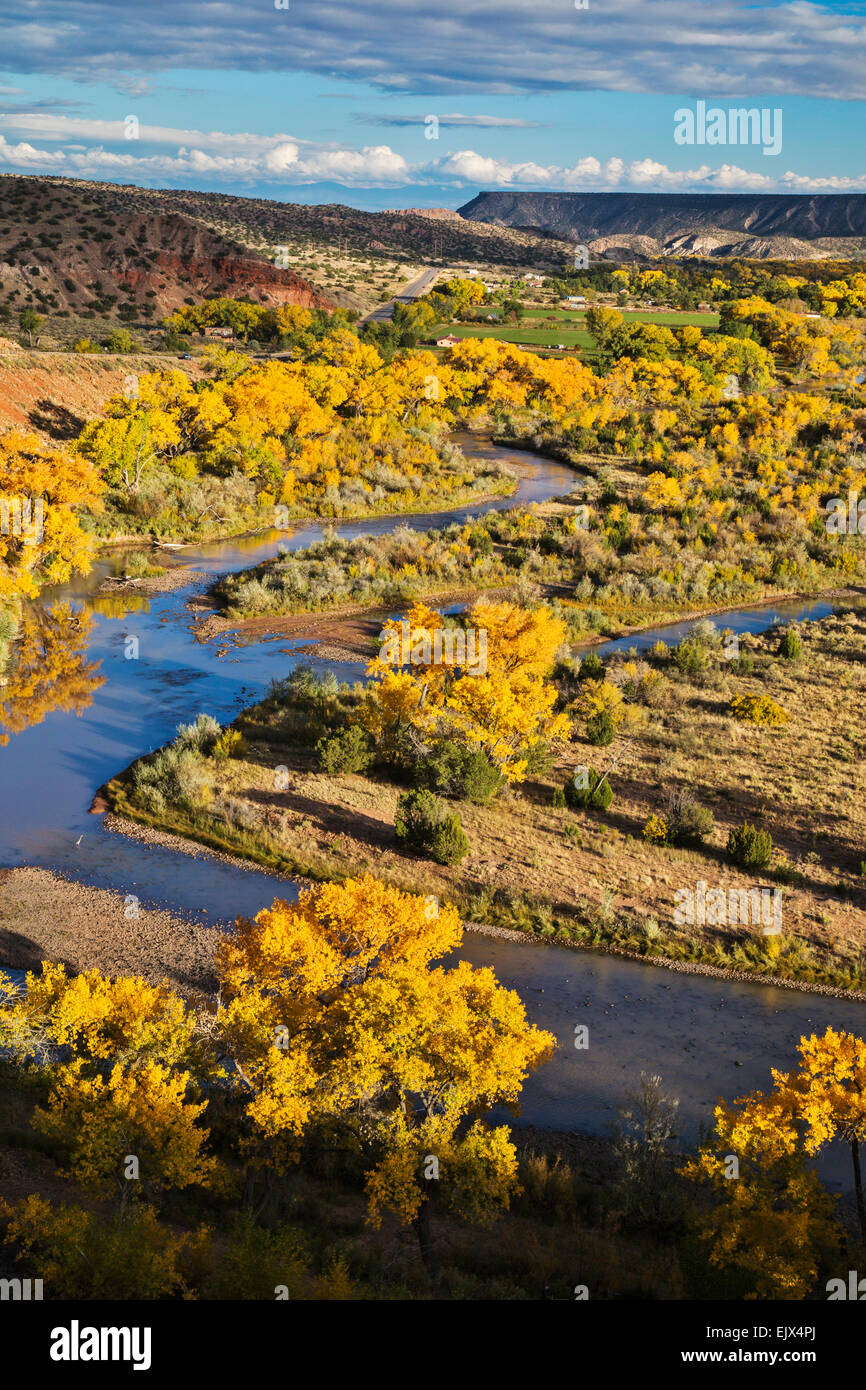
191 582 518 649
97 565 207 596
194 574 863 663
0 866 217 994
102 607 866 997
100 810 866 1003
90 464 519 551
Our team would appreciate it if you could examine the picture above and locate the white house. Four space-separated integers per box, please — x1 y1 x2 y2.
436 334 461 347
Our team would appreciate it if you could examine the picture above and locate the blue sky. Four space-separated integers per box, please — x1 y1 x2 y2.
0 0 864 207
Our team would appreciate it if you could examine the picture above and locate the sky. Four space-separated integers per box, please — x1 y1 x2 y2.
0 0 865 208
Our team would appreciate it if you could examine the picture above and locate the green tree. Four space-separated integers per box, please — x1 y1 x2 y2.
19 308 43 347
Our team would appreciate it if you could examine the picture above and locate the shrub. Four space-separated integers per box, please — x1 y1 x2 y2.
175 713 221 754
394 789 469 864
662 790 714 846
671 638 709 677
0 1197 194 1300
578 652 605 681
132 742 215 810
213 728 248 760
429 815 470 866
727 821 773 869
642 813 668 844
564 768 614 812
416 744 504 803
730 693 788 726
552 787 566 808
586 709 616 746
779 629 803 660
315 724 374 774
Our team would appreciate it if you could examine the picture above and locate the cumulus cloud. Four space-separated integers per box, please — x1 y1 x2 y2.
0 133 65 168
1 0 866 100
0 112 864 194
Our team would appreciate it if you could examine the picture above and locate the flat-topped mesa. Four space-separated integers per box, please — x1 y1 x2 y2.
458 191 866 259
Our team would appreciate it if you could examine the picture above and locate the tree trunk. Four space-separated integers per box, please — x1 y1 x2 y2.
851 1139 866 1244
413 1199 439 1278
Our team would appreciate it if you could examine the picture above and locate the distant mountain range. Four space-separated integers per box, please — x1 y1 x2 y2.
457 192 866 261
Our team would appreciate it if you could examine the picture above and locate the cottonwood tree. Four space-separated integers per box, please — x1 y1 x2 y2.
215 873 555 1271
680 1028 866 1297
362 599 570 783
0 429 103 599
1 964 219 1208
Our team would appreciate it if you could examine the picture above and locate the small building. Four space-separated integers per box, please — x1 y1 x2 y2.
436 334 461 347
524 273 544 286
563 295 586 308
203 325 234 338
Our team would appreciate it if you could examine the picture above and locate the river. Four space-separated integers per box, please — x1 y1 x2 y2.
1 433 863 1190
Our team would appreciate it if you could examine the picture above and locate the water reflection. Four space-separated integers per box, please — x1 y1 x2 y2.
0 603 105 746
87 592 153 621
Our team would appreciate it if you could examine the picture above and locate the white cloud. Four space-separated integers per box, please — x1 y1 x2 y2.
1 117 865 194
0 133 65 167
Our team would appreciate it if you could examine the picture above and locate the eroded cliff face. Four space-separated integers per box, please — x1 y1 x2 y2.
0 346 205 439
116 250 331 312
0 203 332 319
458 191 866 259
109 213 333 311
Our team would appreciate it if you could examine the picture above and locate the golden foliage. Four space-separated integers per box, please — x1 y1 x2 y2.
362 599 569 782
0 429 103 599
0 603 105 746
216 874 555 1228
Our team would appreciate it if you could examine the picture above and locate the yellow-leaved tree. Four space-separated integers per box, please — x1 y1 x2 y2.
216 873 555 1270
679 1028 866 1298
0 429 103 599
361 599 570 783
1 963 220 1209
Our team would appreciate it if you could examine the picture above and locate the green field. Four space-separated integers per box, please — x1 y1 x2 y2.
429 306 720 356
539 307 719 325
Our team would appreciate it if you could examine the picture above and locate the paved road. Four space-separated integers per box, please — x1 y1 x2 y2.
361 265 441 323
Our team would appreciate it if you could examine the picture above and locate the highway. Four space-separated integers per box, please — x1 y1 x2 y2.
361 265 441 323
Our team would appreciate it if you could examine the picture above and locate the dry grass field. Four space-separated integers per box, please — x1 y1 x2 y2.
107 606 866 991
